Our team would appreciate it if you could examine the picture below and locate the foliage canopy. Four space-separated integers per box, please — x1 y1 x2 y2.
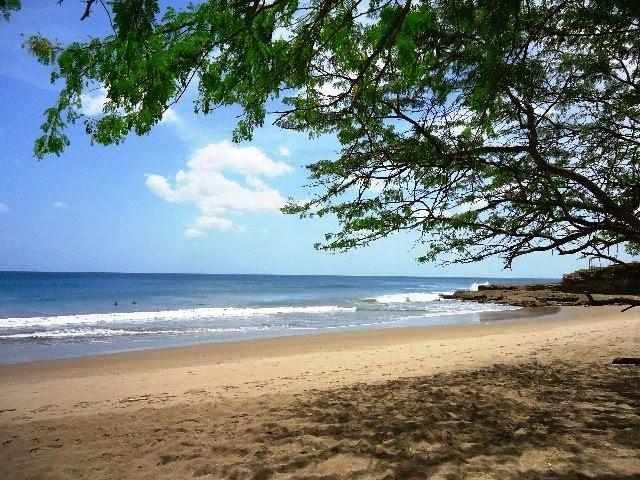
25 0 640 267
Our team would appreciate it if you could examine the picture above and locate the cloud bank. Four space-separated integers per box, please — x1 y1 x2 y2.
146 141 293 237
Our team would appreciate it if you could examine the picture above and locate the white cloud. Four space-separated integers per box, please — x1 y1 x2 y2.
160 108 180 124
295 198 321 213
52 202 68 209
81 89 181 125
245 175 269 190
0 203 8 214
185 228 204 239
188 141 292 177
81 88 108 116
277 145 291 157
147 140 293 237
350 176 385 194
194 215 233 231
456 199 489 214
317 81 346 98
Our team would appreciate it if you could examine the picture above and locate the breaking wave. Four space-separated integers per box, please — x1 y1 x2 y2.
0 305 357 329
366 292 446 303
469 282 490 291
0 326 279 339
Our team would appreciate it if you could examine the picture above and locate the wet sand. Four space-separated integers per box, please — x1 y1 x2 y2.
1 306 639 479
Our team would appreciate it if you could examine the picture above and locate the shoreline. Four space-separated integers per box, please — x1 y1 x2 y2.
1 305 639 479
1 305 635 422
0 305 555 367
0 273 563 366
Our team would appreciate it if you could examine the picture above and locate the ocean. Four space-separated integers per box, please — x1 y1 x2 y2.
0 272 555 364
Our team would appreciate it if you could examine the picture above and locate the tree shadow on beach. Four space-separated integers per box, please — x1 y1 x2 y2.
2 361 639 480
236 361 640 479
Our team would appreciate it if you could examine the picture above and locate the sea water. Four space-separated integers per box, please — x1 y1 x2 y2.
0 272 554 363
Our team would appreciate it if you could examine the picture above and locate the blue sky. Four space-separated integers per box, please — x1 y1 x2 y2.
0 2 597 278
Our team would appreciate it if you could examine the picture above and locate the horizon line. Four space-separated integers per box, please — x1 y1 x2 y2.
0 270 560 280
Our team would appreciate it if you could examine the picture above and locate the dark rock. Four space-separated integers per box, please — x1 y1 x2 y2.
561 263 640 295
441 264 640 307
441 285 639 308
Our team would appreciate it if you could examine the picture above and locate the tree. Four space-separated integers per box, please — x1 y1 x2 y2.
26 0 640 267
0 0 21 20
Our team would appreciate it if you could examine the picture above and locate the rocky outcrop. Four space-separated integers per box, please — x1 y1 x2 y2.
441 280 640 308
441 263 640 307
561 263 640 295
440 284 586 307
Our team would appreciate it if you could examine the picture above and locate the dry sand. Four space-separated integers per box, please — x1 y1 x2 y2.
1 306 639 479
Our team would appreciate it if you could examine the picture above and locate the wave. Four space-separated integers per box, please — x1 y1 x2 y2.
0 325 279 339
0 305 357 329
469 281 490 291
1 302 520 340
366 292 445 304
404 304 520 318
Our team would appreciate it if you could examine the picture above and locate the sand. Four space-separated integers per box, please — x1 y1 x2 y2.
1 306 639 479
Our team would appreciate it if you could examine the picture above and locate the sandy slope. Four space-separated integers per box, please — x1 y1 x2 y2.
0 306 639 479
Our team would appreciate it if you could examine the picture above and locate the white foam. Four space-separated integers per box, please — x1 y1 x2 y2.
0 325 283 339
401 304 520 319
0 305 356 329
0 302 521 339
469 281 490 291
0 328 157 339
369 292 443 303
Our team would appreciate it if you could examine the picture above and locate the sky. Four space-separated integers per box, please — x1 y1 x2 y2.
0 1 598 278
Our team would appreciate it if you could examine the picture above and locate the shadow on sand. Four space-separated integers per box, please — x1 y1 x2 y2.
2 361 639 479
233 361 640 479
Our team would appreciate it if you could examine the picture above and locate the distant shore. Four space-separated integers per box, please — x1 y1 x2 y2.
1 306 638 478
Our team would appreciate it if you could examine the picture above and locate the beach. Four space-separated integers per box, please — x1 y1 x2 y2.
1 306 639 478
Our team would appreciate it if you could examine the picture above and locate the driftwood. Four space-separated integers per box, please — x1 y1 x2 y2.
584 292 640 312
